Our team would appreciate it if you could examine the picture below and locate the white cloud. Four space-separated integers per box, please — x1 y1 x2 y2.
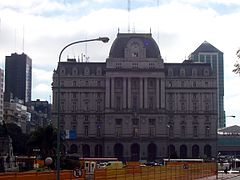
0 0 240 126
32 68 52 82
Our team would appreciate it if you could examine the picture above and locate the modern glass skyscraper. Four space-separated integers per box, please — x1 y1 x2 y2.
5 53 32 104
189 41 225 128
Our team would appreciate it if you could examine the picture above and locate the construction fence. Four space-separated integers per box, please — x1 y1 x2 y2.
0 162 216 180
94 162 216 180
0 170 85 180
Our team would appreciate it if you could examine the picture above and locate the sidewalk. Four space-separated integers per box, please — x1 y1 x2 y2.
197 173 240 179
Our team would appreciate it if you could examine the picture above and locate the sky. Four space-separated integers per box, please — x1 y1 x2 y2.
0 0 240 127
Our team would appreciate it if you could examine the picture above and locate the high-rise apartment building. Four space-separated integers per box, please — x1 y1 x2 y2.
4 53 32 104
52 33 218 161
0 68 4 123
189 41 225 128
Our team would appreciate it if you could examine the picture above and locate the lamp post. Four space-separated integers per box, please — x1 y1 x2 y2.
56 37 109 180
166 124 171 162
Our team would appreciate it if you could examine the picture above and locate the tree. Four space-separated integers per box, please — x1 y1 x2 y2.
5 123 29 155
233 49 240 74
27 125 57 159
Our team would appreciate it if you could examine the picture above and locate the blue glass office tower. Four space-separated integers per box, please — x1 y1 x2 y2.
189 41 225 128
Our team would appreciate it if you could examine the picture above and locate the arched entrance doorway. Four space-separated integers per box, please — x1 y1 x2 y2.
147 143 157 161
168 144 177 158
131 143 140 161
69 144 78 154
114 143 124 160
180 145 187 158
192 145 199 158
82 144 90 157
95 144 103 157
204 144 212 158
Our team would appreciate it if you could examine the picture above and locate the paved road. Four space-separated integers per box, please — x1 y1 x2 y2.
198 173 240 179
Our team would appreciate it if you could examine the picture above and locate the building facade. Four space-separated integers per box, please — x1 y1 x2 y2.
0 68 4 123
52 33 218 161
5 53 32 104
189 41 225 128
26 99 51 132
3 99 29 134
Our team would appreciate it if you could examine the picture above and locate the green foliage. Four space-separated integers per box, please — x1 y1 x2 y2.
27 125 57 159
61 158 81 170
233 49 240 75
6 123 29 155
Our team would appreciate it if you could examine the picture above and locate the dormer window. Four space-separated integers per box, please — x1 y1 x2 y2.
84 67 90 75
130 42 140 58
180 68 185 76
132 52 138 57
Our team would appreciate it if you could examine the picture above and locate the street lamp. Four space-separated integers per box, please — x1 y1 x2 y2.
226 115 236 118
166 124 171 162
56 37 109 180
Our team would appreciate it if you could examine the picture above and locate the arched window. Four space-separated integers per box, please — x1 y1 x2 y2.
82 144 90 157
180 145 187 158
192 145 199 158
131 143 140 161
180 68 185 76
114 143 124 160
147 143 157 161
95 144 103 157
204 144 212 158
69 144 78 154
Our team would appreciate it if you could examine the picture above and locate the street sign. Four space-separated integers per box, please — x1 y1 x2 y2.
73 168 82 178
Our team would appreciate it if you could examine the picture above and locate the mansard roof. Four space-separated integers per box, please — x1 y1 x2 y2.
192 41 223 54
109 33 161 58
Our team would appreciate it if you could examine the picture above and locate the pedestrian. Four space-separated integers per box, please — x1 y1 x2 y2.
224 166 228 174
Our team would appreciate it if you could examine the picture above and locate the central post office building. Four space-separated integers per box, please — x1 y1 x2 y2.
52 33 218 161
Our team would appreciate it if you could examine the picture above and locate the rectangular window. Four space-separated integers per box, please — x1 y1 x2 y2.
97 102 101 111
116 96 121 110
116 127 122 137
132 118 139 125
72 101 77 112
205 126 210 137
200 55 205 62
133 127 139 137
115 119 122 125
97 126 101 137
60 101 65 111
149 119 156 126
193 126 198 137
72 92 77 98
84 126 88 136
149 127 155 136
181 126 186 137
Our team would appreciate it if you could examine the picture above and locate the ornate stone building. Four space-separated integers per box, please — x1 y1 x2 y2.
52 33 218 161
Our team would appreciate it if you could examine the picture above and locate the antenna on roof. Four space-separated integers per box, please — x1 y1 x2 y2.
157 0 160 45
150 27 152 34
128 0 131 33
14 28 16 52
118 27 120 33
22 25 25 53
85 43 89 62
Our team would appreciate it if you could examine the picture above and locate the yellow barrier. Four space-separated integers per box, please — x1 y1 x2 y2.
94 162 216 180
0 170 85 180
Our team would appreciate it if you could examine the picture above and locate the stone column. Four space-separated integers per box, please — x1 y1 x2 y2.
111 77 115 108
127 78 131 108
156 78 160 109
140 78 143 109
144 78 148 108
105 77 110 108
123 78 127 109
161 79 165 109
